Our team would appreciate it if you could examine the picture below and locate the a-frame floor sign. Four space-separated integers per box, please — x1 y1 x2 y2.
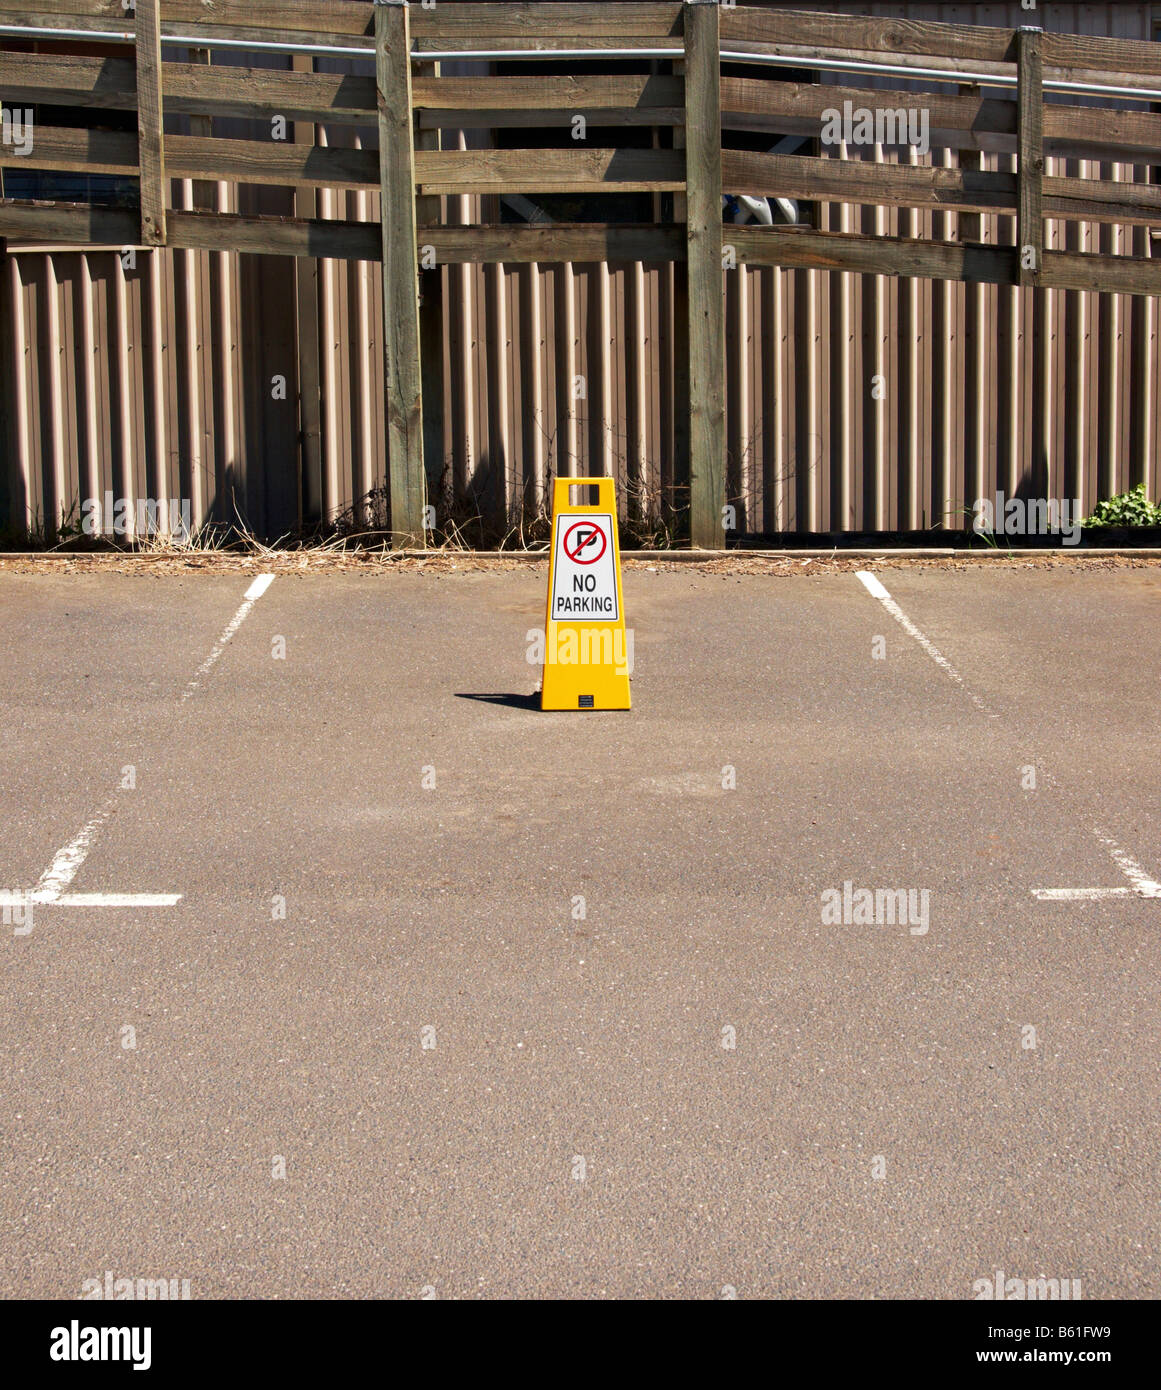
541 477 631 711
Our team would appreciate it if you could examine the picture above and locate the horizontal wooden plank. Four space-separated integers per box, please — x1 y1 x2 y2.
9 2 674 51
413 72 683 130
0 200 685 263
0 53 377 124
417 108 683 132
0 52 136 109
720 5 1015 63
1043 30 1161 80
1044 65 1161 97
170 207 378 259
409 4 683 40
721 37 1014 84
5 200 1160 295
0 0 124 14
1042 248 1161 296
414 148 685 195
723 149 1161 227
719 82 1161 162
161 0 372 35
163 133 377 189
0 197 138 246
0 126 139 177
1044 174 1161 227
722 149 1016 215
0 125 380 189
728 224 1161 295
0 199 382 257
0 9 131 38
0 1 681 42
729 224 1006 278
0 127 687 197
410 35 680 55
0 7 372 49
0 0 374 37
174 214 684 264
163 26 370 52
162 64 377 124
427 223 685 263
411 74 683 112
722 75 1015 139
1044 104 1161 162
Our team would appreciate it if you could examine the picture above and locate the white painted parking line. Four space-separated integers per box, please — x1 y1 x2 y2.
243 574 275 602
1033 831 1161 903
29 794 117 902
855 570 891 601
53 892 183 907
854 570 997 719
1032 888 1136 902
852 572 1160 909
1096 832 1161 895
6 576 275 928
2 821 184 917
180 572 275 703
0 891 181 908
0 891 38 907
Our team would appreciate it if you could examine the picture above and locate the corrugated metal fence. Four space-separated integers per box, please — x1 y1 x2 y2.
2 1 1158 543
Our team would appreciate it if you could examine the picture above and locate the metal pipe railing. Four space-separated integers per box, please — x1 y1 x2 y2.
3 22 1161 106
0 23 373 56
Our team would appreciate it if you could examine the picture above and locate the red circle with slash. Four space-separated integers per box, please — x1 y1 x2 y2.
563 519 607 565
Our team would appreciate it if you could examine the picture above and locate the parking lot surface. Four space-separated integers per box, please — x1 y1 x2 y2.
2 562 1159 1298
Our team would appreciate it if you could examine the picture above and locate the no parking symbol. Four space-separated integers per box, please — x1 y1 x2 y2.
551 513 618 621
563 519 607 565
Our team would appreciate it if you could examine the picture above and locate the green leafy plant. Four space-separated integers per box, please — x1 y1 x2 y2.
1082 483 1161 528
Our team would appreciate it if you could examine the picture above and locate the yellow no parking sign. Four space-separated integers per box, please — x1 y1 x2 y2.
541 477 631 711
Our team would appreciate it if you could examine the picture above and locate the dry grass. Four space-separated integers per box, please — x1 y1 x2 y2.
2 549 1160 579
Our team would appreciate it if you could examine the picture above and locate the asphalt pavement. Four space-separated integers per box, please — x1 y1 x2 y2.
2 562 1158 1298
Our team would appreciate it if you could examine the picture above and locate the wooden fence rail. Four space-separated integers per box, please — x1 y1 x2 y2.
2 1 1160 545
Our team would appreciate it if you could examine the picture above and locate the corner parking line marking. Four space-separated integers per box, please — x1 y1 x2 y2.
29 794 118 902
851 573 1159 907
1033 832 1161 903
1096 832 1161 895
5 576 274 928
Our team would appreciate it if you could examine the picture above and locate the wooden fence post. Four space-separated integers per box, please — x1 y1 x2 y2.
684 0 725 549
293 52 323 531
135 0 166 246
1017 26 1043 287
375 0 426 548
415 61 444 536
